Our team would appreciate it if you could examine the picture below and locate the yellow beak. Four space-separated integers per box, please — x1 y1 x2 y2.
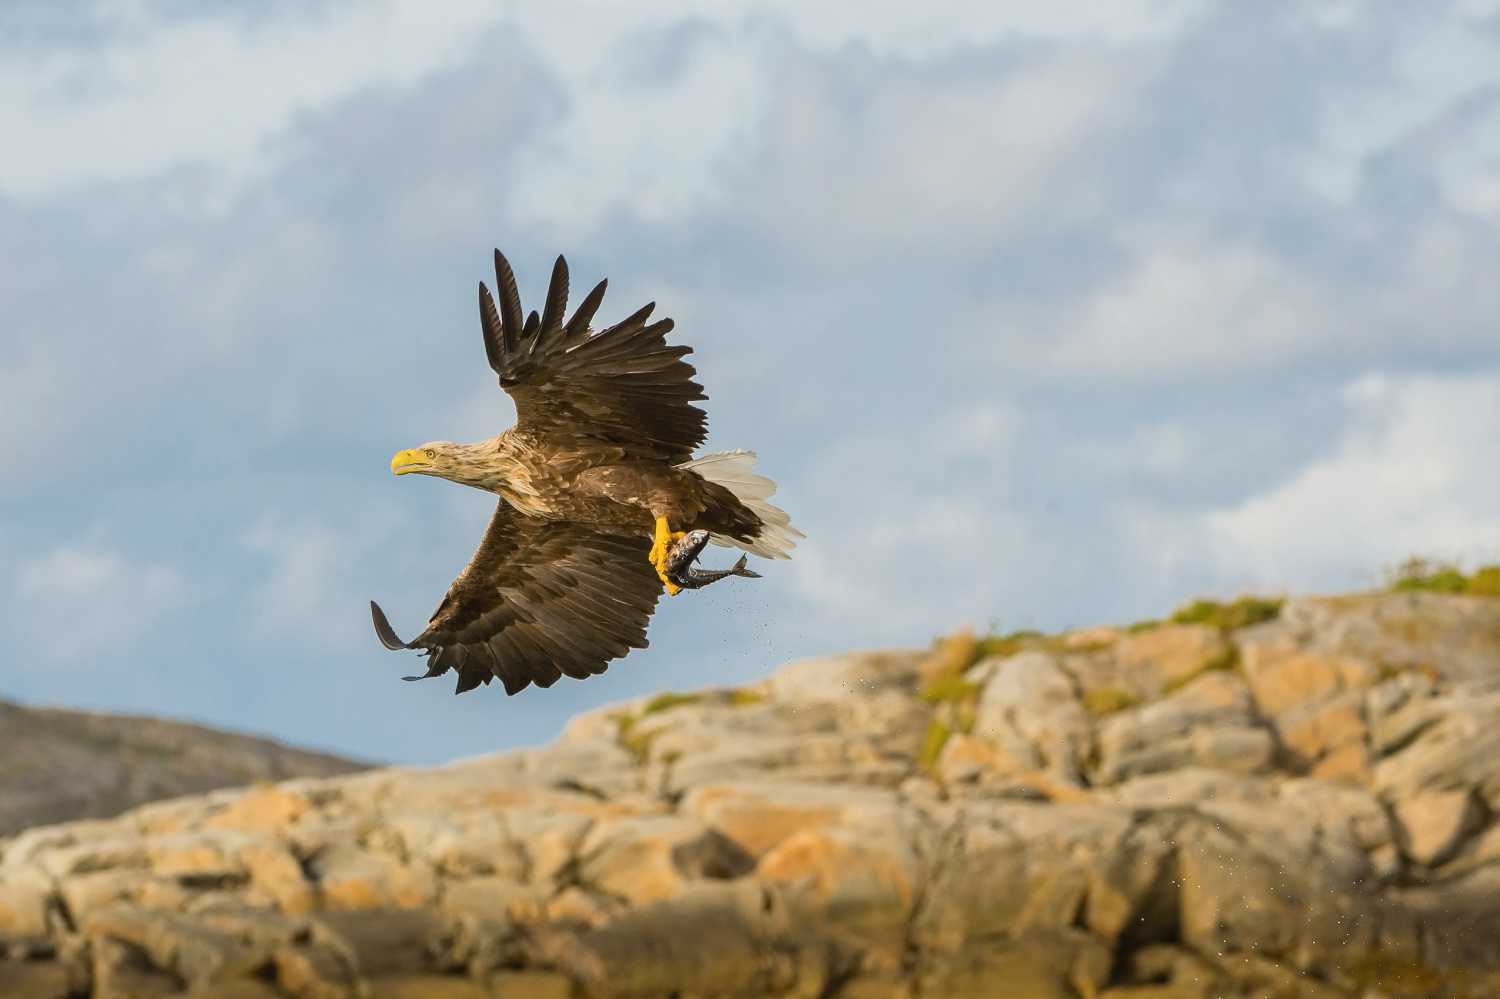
391 449 432 475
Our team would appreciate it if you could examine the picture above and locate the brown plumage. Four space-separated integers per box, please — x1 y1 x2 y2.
372 250 801 696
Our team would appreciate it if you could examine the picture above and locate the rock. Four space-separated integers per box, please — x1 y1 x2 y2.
0 864 53 938
6 586 1500 997
576 815 753 905
308 844 437 911
366 977 490 998
0 699 365 838
1276 779 1393 853
1263 591 1500 686
1276 692 1371 781
1117 625 1229 693
1366 672 1440 755
1108 768 1273 809
914 930 1113 999
273 943 359 999
567 881 823 999
481 970 571 999
972 652 1093 784
1239 643 1373 718
682 782 922 958
440 876 541 927
682 782 909 860
0 960 71 999
934 732 1032 785
912 802 1169 952
76 904 271 991
765 650 926 706
1393 789 1484 866
1092 672 1267 785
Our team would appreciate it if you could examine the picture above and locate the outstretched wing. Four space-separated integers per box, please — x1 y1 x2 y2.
478 250 707 463
371 501 661 696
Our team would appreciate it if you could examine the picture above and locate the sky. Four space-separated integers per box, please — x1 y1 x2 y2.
3 0 1500 765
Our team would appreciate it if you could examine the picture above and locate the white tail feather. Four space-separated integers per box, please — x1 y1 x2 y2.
679 449 803 560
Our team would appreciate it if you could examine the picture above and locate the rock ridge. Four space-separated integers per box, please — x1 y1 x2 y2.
3 590 1500 997
0 700 367 838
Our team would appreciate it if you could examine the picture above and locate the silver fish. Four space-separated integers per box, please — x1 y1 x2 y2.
664 530 762 590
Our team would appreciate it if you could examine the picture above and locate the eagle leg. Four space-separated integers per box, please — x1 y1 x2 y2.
650 516 687 596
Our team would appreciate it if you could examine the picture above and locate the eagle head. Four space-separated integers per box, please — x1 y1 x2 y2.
391 442 457 478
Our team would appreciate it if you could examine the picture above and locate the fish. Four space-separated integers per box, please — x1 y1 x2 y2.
664 530 763 590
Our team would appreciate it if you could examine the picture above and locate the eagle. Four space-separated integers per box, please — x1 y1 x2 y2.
370 250 801 696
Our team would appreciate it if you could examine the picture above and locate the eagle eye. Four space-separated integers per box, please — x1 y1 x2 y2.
425 449 435 459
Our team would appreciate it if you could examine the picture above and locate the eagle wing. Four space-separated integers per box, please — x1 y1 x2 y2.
371 500 662 696
478 250 708 463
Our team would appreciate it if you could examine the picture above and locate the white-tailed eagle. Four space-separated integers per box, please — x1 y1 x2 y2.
370 251 800 696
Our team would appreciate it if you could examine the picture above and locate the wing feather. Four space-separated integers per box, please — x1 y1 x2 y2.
493 250 525 357
538 255 569 340
480 251 706 462
384 500 661 696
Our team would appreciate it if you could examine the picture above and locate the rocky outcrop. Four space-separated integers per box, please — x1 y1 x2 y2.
0 701 367 837
3 590 1500 997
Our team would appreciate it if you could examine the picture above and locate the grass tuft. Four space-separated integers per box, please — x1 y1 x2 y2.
640 691 702 717
1169 596 1284 631
1388 558 1500 598
1083 687 1140 716
920 677 980 704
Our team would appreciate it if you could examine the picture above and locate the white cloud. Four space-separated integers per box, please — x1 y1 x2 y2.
0 0 1199 211
1047 246 1330 376
13 543 184 663
742 52 1130 261
1209 373 1500 585
0 0 504 199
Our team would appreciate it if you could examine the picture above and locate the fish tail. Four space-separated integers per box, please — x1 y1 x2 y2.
730 555 761 579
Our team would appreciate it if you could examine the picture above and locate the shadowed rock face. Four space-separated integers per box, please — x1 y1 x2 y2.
0 700 368 836
3 591 1500 998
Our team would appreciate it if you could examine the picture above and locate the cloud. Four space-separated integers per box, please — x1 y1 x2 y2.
1047 245 1331 376
12 543 184 664
1208 372 1500 586
0 0 504 201
734 49 1134 263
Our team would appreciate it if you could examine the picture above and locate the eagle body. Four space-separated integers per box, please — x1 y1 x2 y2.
425 431 763 540
373 251 801 697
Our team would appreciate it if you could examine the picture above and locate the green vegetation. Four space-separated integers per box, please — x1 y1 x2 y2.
974 629 1047 660
1469 566 1500 597
1169 596 1284 631
919 718 952 772
1388 558 1500 598
1083 687 1139 716
919 676 980 704
640 691 703 716
924 627 1053 681
728 687 765 706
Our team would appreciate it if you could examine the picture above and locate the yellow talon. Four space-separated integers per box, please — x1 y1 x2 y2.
651 517 682 596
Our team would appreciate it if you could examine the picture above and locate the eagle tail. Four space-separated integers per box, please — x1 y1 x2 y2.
679 450 803 560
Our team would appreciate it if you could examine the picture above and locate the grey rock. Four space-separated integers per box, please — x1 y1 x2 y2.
0 699 365 837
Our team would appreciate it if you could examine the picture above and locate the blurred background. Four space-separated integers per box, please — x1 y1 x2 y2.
2 0 1499 765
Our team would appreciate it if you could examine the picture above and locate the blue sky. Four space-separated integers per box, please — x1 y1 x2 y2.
3 0 1500 764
